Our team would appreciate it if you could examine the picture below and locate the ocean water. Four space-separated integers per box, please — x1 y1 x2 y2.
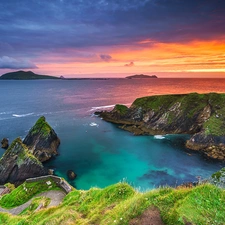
0 78 225 191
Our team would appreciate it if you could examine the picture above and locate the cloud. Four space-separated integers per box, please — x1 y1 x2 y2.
0 56 38 69
124 62 134 67
100 54 112 62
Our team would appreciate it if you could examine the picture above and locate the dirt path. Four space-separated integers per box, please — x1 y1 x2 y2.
129 207 165 225
0 190 65 215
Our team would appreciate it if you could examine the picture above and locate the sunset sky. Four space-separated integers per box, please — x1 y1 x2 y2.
0 0 225 78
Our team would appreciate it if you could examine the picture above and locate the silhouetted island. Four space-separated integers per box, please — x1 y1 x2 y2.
0 71 59 80
126 74 158 79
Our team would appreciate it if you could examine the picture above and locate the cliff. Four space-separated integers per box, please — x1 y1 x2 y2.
97 93 225 161
0 138 47 185
0 70 59 80
23 116 60 162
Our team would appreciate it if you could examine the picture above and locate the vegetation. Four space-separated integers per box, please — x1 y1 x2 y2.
0 179 60 208
114 104 128 115
131 92 225 136
20 197 51 216
0 137 42 166
0 180 224 224
0 71 59 80
30 116 52 137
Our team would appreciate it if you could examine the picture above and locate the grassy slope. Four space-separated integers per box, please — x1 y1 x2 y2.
131 92 225 136
0 179 60 208
0 71 59 80
0 182 224 225
0 137 42 167
30 116 52 137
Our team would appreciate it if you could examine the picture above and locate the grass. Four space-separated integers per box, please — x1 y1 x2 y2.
114 104 128 116
30 116 52 137
0 181 224 224
0 178 60 208
0 137 42 167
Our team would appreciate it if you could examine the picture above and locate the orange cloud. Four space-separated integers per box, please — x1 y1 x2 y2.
34 38 225 77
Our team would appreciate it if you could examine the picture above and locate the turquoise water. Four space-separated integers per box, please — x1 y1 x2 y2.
0 79 225 190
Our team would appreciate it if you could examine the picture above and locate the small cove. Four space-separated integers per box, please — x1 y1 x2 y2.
0 78 225 190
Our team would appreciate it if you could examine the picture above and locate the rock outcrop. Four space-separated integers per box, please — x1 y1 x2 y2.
97 93 225 161
0 138 47 185
1 138 9 149
23 116 60 162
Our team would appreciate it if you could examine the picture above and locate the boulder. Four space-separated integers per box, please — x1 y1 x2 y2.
1 138 9 149
23 116 60 162
67 170 77 180
0 138 47 185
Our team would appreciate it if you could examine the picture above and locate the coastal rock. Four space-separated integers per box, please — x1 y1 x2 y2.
97 93 225 161
23 116 60 162
67 170 77 180
1 138 9 149
0 138 47 185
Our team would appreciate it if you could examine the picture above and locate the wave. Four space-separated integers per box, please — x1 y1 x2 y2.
154 135 165 139
90 104 115 111
89 122 99 127
90 103 131 112
12 113 34 118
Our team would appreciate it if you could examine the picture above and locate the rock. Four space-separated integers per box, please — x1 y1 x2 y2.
0 138 47 185
23 116 60 162
97 93 225 161
67 170 77 180
1 138 9 149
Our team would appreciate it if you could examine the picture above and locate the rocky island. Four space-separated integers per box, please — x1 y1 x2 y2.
97 92 225 161
0 70 59 80
126 74 158 79
0 116 60 185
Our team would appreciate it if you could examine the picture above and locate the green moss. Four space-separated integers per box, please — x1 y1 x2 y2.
211 168 225 180
0 181 224 225
30 116 52 137
0 138 42 167
0 179 60 209
114 104 128 115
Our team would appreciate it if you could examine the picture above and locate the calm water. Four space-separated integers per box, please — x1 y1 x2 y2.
0 78 225 190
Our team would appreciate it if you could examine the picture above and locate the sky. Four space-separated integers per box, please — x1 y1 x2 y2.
0 0 225 78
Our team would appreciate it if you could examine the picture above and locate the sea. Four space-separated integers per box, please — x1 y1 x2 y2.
0 78 225 191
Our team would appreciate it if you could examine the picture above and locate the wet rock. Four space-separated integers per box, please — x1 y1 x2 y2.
1 138 9 149
23 116 60 162
67 170 77 180
0 138 47 185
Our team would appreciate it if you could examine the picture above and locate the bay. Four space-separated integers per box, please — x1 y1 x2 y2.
0 78 225 190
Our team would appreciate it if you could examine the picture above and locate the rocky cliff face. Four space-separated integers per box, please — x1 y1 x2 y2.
97 93 225 161
0 138 47 185
23 116 60 162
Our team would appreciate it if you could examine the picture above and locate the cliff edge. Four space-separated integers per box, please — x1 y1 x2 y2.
23 116 60 162
0 138 47 185
97 93 225 161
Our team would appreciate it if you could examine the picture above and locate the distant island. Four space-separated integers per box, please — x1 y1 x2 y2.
126 74 158 79
0 71 59 80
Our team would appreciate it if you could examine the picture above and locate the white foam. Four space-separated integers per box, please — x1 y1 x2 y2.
154 135 165 139
90 105 115 111
90 103 131 111
89 122 99 127
12 113 34 118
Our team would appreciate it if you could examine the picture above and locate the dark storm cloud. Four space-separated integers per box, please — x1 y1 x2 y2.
100 54 112 62
124 62 134 67
0 0 225 58
0 56 38 69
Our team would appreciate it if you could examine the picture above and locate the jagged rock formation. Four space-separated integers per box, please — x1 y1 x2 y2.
97 93 225 161
1 138 9 149
0 138 47 185
23 116 60 162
